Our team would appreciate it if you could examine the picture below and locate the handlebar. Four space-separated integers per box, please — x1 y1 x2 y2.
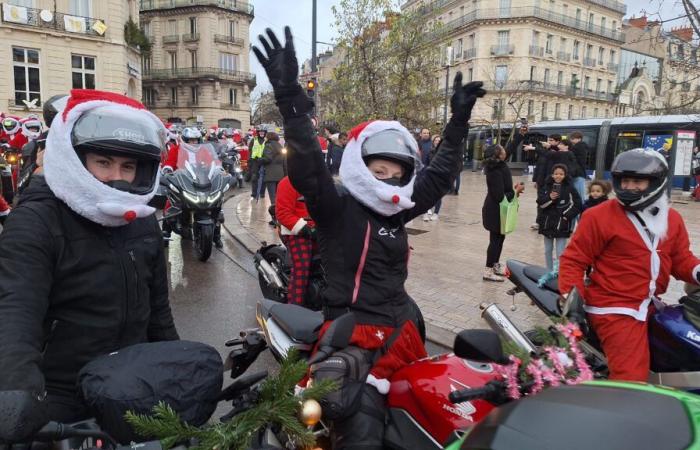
32 422 118 447
449 381 502 404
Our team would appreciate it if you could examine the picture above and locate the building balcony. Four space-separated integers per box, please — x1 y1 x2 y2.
556 51 571 62
182 33 200 42
482 80 616 102
586 0 626 14
143 67 256 86
529 45 544 57
0 3 107 38
214 34 244 46
140 0 253 16
163 35 180 44
221 103 241 110
583 57 597 67
490 44 514 56
186 100 199 106
462 47 476 59
437 6 624 43
167 101 178 107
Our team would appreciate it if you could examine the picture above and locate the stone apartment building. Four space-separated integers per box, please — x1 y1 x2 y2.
0 0 142 118
139 0 255 129
402 0 626 126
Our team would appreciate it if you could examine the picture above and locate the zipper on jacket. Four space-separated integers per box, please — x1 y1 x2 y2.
352 221 372 304
129 250 139 293
116 248 130 344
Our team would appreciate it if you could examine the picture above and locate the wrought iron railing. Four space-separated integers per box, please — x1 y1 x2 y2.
529 45 544 57
182 33 199 42
482 80 616 102
163 34 180 44
143 67 256 84
583 57 597 67
214 34 244 45
490 44 514 56
462 47 476 59
139 0 253 15
0 3 106 38
557 51 571 62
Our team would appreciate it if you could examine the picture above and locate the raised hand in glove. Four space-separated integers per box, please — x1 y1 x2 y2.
449 72 486 126
252 27 313 118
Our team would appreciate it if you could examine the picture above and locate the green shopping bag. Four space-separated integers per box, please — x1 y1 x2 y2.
499 195 519 235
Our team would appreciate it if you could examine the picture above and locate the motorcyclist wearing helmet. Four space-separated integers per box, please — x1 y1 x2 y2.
559 148 700 382
253 27 485 449
0 90 179 442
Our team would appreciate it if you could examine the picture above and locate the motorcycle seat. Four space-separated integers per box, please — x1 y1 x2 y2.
268 302 324 344
523 265 560 294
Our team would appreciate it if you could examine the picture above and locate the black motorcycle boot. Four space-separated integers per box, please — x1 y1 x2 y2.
162 219 172 247
213 225 224 249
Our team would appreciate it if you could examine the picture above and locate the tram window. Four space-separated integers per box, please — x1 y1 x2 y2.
614 131 643 157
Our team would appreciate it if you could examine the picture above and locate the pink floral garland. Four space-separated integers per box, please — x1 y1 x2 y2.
496 323 593 399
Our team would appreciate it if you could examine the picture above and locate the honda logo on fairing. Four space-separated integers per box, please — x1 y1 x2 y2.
113 128 146 143
686 330 700 343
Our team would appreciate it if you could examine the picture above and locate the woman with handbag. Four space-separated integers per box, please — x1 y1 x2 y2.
482 144 525 282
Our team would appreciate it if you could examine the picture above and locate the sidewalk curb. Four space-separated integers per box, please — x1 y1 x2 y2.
222 191 457 350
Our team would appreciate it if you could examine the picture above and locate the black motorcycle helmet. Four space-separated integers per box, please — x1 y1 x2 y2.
361 128 421 186
71 105 165 195
43 94 69 128
611 148 668 211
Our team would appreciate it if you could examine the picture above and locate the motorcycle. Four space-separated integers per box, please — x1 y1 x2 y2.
220 145 245 188
501 259 700 393
225 299 506 449
0 143 19 204
442 329 700 450
161 142 232 262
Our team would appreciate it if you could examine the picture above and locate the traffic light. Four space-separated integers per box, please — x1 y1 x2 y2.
306 78 317 98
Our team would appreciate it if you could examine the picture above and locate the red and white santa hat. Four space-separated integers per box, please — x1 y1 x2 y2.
20 114 43 139
339 120 419 217
44 89 167 227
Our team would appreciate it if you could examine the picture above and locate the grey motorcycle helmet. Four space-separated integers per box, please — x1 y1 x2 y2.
610 148 668 211
361 129 422 186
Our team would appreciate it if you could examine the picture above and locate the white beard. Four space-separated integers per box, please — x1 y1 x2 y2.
637 195 669 241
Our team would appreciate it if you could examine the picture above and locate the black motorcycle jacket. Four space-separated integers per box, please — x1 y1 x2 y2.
285 117 466 327
0 176 179 412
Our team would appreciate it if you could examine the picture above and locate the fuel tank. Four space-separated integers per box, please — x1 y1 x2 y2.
649 304 700 372
387 353 499 444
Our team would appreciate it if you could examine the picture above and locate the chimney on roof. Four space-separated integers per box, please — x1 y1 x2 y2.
671 25 694 42
628 15 648 29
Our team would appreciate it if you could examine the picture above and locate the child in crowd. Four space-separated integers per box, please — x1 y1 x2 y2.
537 163 582 271
583 180 611 212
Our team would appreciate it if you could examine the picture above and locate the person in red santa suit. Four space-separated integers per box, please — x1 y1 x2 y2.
275 175 316 306
559 148 700 382
253 27 484 449
0 116 21 146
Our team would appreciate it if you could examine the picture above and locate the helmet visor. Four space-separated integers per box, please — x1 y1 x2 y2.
72 106 166 161
2 118 19 134
361 129 422 172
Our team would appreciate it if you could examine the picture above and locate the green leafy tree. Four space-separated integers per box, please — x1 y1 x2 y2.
322 0 442 131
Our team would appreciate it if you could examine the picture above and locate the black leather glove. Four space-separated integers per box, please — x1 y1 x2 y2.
299 224 316 240
0 390 48 443
252 27 314 119
449 72 486 126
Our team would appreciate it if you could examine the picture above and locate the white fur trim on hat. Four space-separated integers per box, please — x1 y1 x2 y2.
44 98 164 227
339 120 417 217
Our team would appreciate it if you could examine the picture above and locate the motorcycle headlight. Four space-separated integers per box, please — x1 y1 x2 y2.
183 190 199 204
207 191 222 203
234 167 242 173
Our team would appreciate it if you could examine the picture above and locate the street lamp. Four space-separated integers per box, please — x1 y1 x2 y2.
443 46 454 126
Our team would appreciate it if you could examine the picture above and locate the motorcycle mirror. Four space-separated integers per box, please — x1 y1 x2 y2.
453 329 508 364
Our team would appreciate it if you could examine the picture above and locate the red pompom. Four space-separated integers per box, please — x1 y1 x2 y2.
123 210 137 222
391 195 400 204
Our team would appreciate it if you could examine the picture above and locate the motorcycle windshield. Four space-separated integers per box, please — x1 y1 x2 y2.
177 143 222 190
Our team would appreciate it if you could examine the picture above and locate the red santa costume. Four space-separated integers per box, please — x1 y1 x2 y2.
559 155 700 381
275 176 316 305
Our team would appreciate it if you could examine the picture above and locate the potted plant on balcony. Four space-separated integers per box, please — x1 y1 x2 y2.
124 18 151 55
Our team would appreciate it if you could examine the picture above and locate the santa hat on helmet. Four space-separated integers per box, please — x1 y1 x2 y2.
20 115 43 139
44 89 167 227
339 120 420 217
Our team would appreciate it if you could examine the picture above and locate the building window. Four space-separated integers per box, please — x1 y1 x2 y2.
554 103 561 119
69 0 92 17
455 38 463 56
605 109 609 117
12 47 40 106
170 87 178 104
568 104 573 119
219 52 237 72
541 101 548 120
559 37 566 52
575 8 581 24
495 64 508 88
544 68 550 85
189 17 197 34
545 34 553 54
557 70 563 86
584 76 590 91
492 98 503 119
527 99 534 116
581 106 587 118
169 51 177 70
167 19 177 34
229 20 236 37
612 20 617 31
497 30 509 47
607 80 613 93
586 44 593 59
142 55 151 75
8 0 35 6
609 49 616 64
531 30 540 47
468 68 473 81
601 17 606 30
588 13 594 30
229 88 237 105
190 86 198 105
598 47 604 64
190 50 197 68
144 87 155 105
71 54 95 89
530 66 536 81
573 41 580 60
594 107 599 117
596 78 602 92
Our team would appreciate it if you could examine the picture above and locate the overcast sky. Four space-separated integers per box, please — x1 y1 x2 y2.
249 0 687 98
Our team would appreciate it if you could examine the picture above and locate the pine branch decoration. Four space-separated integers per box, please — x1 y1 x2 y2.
125 349 337 450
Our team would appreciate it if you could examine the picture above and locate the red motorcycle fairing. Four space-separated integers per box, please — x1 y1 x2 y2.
387 353 499 444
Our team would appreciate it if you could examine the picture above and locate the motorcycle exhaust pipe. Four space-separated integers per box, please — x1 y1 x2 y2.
480 302 537 355
255 255 285 290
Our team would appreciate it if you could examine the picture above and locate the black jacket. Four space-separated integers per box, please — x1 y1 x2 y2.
571 141 590 178
482 160 514 233
536 176 582 238
532 143 550 183
536 150 580 186
583 195 608 212
284 117 465 327
0 177 178 406
327 141 344 176
261 140 285 182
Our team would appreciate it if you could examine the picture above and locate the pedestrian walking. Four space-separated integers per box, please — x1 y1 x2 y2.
418 127 432 167
327 131 347 176
260 131 285 225
537 163 582 270
482 144 525 281
569 131 590 201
